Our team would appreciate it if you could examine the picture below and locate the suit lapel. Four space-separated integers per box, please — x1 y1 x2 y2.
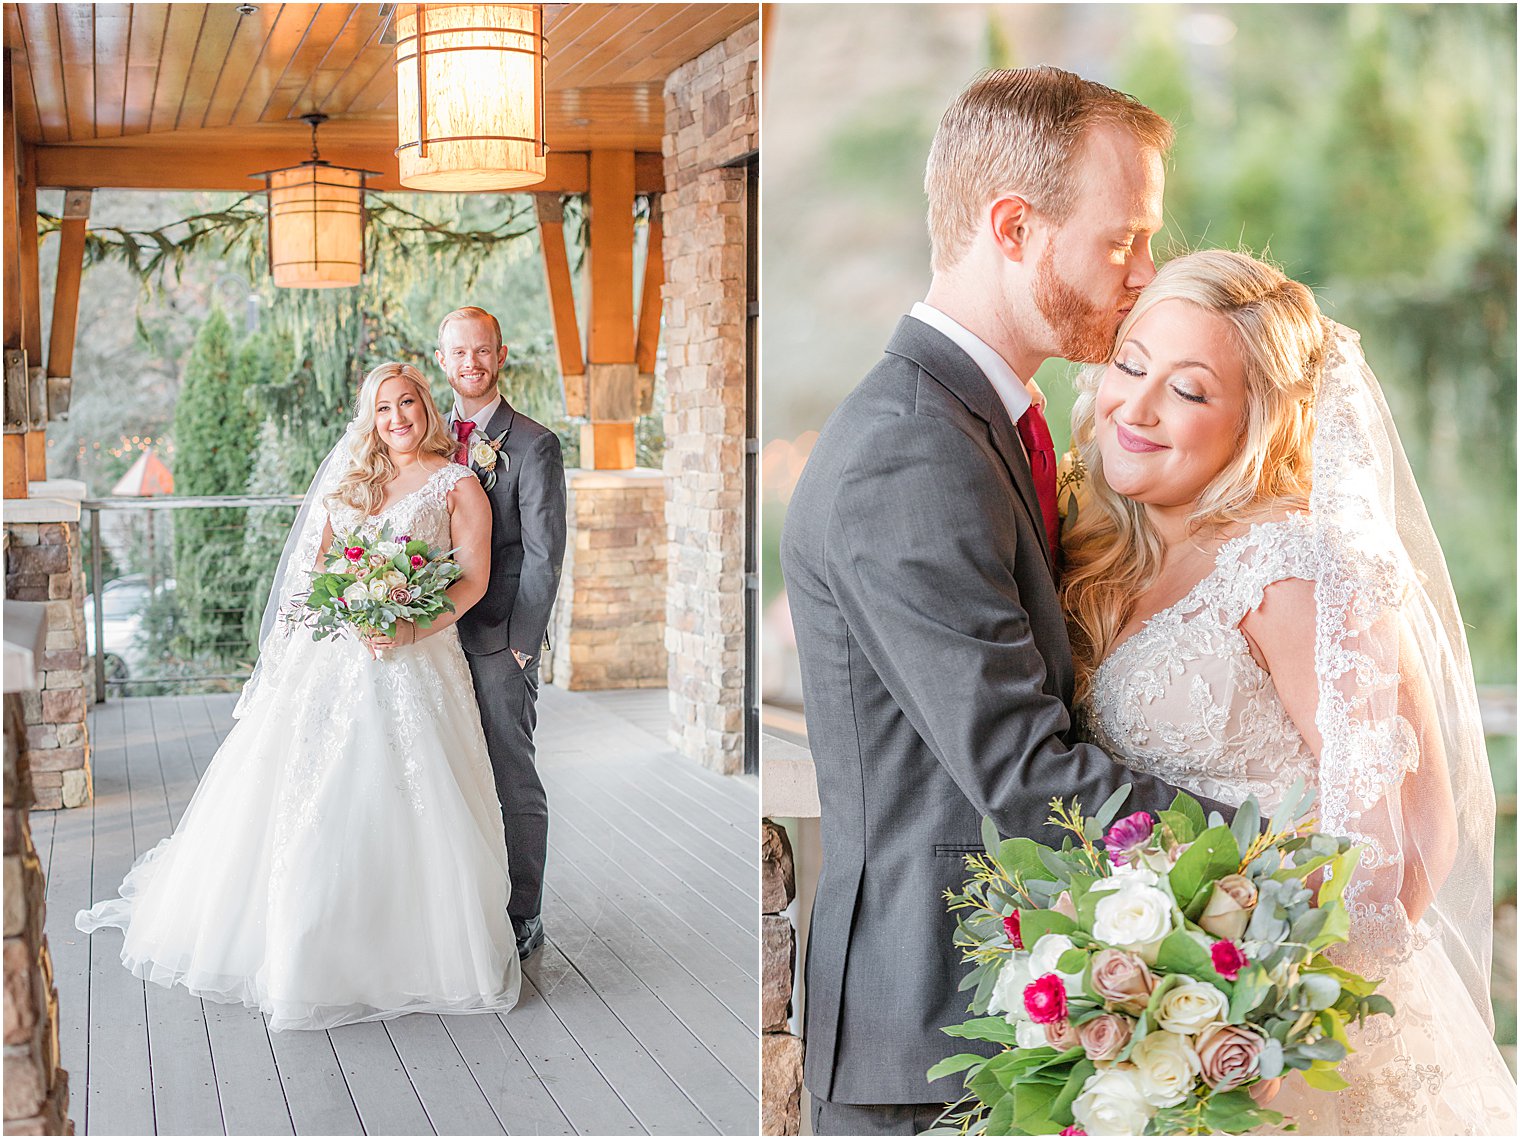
886 318 1053 576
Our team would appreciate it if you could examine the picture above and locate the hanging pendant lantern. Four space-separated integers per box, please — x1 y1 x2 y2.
254 114 373 289
394 3 549 191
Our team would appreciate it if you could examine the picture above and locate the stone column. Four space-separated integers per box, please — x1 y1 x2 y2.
3 483 91 809
661 21 758 774
762 819 803 1135
550 469 669 690
3 596 72 1134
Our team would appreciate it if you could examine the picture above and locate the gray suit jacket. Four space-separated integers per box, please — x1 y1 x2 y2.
454 400 567 659
780 317 1232 1105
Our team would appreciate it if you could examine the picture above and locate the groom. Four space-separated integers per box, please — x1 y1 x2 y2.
438 305 567 962
781 68 1235 1134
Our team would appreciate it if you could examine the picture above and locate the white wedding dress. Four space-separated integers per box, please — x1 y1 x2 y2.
1081 513 1517 1135
77 462 521 1031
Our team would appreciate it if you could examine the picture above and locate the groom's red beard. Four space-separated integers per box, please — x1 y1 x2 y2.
1033 243 1136 365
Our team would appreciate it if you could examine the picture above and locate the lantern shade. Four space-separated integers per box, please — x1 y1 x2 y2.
266 163 365 289
395 3 548 191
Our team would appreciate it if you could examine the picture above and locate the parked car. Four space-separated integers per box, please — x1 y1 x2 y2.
83 575 175 680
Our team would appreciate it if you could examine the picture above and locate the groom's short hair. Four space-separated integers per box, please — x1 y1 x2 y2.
925 67 1172 272
437 306 503 349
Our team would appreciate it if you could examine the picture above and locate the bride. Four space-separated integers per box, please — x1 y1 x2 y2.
1060 249 1515 1133
77 362 521 1031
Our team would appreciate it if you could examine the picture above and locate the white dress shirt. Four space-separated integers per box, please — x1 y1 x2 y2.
909 302 1033 432
450 392 502 436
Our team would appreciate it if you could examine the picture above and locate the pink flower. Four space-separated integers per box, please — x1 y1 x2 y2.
1077 1012 1133 1062
395 534 411 543
1060 1128 1087 1136
344 546 364 562
1003 911 1023 949
1023 974 1067 1024
1044 1017 1083 1052
410 554 425 568
388 586 411 605
336 597 348 607
1103 811 1155 863
1210 939 1249 981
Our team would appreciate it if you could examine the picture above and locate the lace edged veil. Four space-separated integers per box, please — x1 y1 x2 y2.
233 428 356 718
1309 323 1496 1028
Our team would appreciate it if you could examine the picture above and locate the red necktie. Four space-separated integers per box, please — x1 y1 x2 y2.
453 419 475 465
1016 404 1061 572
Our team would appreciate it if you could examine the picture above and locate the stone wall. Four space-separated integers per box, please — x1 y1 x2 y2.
762 819 803 1135
3 511 91 811
550 470 668 690
661 20 758 774
4 686 72 1133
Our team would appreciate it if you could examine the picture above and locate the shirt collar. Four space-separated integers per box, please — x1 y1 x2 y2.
910 302 1032 428
451 392 502 432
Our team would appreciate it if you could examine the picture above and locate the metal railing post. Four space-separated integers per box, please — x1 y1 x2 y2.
90 504 106 703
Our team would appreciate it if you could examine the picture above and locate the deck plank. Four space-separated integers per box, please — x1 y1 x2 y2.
327 1021 434 1136
382 1015 505 1136
85 698 155 1136
37 692 757 1136
267 1029 365 1136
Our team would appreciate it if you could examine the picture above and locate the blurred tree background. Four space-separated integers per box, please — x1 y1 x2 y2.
40 187 658 684
761 2 1515 1052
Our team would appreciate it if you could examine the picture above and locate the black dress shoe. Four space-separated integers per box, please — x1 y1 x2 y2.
512 915 545 961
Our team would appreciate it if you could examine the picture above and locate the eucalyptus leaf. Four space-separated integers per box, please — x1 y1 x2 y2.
1230 797 1261 856
1094 785 1133 829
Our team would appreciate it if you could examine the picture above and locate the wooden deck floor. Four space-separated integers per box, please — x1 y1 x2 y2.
31 688 759 1136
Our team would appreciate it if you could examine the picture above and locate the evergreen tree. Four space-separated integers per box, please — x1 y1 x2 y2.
171 309 262 661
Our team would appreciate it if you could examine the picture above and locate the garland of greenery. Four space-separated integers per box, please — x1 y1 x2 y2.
35 192 579 289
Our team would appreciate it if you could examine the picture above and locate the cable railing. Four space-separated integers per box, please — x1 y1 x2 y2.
84 494 305 700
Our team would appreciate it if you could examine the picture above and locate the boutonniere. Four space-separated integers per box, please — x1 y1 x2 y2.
468 429 510 490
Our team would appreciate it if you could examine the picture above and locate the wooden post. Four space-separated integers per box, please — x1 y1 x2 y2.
535 193 587 416
634 195 664 416
18 145 45 480
47 190 91 425
3 48 28 497
583 149 637 470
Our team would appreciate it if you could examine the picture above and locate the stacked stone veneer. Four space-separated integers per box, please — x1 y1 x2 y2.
3 517 91 811
661 19 758 774
762 819 803 1135
4 685 72 1133
550 469 668 690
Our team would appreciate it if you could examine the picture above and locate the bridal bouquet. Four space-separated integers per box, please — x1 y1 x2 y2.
931 783 1395 1136
283 525 462 642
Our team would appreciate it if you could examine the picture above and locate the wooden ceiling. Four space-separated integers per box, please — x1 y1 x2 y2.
2 3 755 191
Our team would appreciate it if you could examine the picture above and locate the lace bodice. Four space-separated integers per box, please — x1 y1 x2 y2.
1080 514 1319 812
325 462 474 550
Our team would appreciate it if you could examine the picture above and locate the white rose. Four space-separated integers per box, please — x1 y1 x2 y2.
368 578 391 601
1091 863 1162 893
988 952 1033 1021
1015 1020 1047 1049
470 440 497 467
1154 978 1229 1035
342 581 369 606
1091 883 1174 961
1071 1066 1156 1136
380 569 406 591
375 540 402 559
1027 933 1086 999
1131 1030 1202 1107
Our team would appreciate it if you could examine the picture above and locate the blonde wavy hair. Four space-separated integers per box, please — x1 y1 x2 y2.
327 363 457 518
1062 249 1327 700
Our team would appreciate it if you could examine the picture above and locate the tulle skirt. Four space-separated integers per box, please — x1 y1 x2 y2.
76 625 520 1031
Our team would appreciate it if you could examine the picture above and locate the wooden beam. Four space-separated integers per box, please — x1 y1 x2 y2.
18 142 45 479
634 199 664 379
4 50 29 498
586 149 637 365
46 191 90 420
579 422 636 471
2 434 26 499
24 430 45 480
534 192 586 418
33 141 665 195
